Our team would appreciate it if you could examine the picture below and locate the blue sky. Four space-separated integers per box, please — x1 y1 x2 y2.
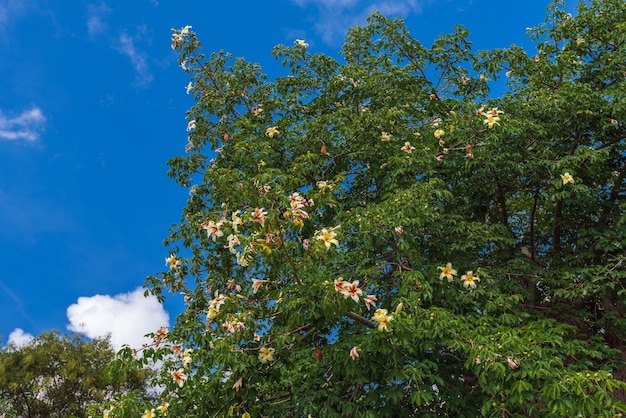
0 0 567 349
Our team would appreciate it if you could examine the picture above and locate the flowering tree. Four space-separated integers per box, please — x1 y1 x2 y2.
0 331 151 418
102 0 626 416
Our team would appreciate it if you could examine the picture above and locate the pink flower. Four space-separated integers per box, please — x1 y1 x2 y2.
350 346 360 360
341 280 362 302
252 207 268 226
334 277 346 293
172 369 187 387
232 377 243 392
363 294 378 311
251 278 267 294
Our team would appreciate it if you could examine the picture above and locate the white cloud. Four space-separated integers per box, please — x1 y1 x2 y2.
291 0 426 44
114 29 154 87
66 288 169 350
0 107 46 142
7 328 34 347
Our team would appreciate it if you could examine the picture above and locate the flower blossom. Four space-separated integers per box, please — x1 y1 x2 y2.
232 377 243 392
401 142 415 153
203 220 224 242
252 104 263 116
461 271 480 289
251 278 267 294
316 227 339 250
561 172 574 185
295 39 309 48
165 254 180 271
483 114 500 128
507 356 520 369
209 291 226 310
156 403 169 414
252 207 268 226
438 262 457 282
373 308 393 331
142 409 155 418
380 131 392 142
155 327 169 342
182 349 193 368
363 294 378 311
350 346 360 360
333 277 346 292
434 129 445 139
172 368 187 387
259 346 275 363
186 82 193 94
341 280 363 302
266 126 280 138
187 120 196 132
225 234 240 254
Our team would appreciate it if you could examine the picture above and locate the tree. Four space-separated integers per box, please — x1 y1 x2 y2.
108 0 626 416
0 331 150 418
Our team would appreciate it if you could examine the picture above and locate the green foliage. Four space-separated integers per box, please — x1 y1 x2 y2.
0 331 151 418
110 1 626 416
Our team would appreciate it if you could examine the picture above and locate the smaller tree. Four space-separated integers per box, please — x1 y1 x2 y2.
0 331 151 418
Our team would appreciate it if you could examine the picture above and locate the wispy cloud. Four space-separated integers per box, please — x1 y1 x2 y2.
0 107 46 142
66 288 169 350
291 0 426 44
114 28 154 88
0 0 28 32
86 2 110 37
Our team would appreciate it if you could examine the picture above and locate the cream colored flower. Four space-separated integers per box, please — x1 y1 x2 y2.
259 346 275 363
165 254 180 271
380 131 392 142
295 39 309 48
561 172 574 185
187 120 196 131
401 142 415 153
461 271 480 289
316 227 339 250
434 129 445 139
252 207 268 226
252 104 263 116
172 368 187 387
266 126 280 138
437 262 457 282
350 346 360 360
363 294 378 311
232 377 244 392
341 280 362 302
372 308 393 331
252 278 267 294
483 114 500 128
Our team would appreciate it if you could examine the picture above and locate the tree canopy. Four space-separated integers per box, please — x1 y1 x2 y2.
0 331 151 418
103 0 626 416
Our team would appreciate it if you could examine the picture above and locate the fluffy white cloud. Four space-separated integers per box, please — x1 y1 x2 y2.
0 107 46 142
66 288 169 350
6 328 34 347
291 0 425 44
